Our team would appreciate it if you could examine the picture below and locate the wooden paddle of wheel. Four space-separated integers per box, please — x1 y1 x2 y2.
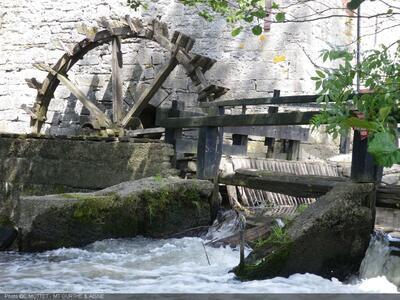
26 16 229 137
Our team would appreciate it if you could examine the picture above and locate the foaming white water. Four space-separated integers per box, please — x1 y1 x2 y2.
0 237 397 293
360 232 400 288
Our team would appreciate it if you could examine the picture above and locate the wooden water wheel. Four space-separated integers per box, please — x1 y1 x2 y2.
25 16 229 136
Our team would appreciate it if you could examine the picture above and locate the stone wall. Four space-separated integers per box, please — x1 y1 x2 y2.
0 0 354 135
0 0 398 135
0 134 177 196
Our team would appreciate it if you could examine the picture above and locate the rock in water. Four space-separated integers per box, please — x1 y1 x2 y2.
0 225 18 250
234 182 375 281
16 177 213 252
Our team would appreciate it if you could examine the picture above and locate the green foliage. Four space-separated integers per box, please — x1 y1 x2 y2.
127 0 147 10
254 224 290 249
347 0 365 10
296 204 308 214
311 43 400 167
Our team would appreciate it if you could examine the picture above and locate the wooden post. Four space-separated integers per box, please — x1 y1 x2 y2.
111 36 123 125
340 133 351 154
265 90 280 158
238 213 246 270
165 101 184 166
351 130 383 183
287 140 301 161
197 106 224 222
165 101 183 145
197 106 224 180
232 105 248 153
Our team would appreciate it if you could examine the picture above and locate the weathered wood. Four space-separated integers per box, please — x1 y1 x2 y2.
377 185 400 209
124 15 144 34
111 36 123 124
121 57 179 128
30 27 137 134
157 111 319 128
351 130 383 183
175 138 247 156
199 94 320 108
219 169 347 198
197 106 224 180
287 140 301 161
165 100 184 146
33 63 112 129
340 132 351 154
232 104 248 152
126 127 165 137
25 78 43 91
232 134 248 147
198 84 230 102
206 222 272 248
266 90 280 158
54 40 74 56
225 125 309 141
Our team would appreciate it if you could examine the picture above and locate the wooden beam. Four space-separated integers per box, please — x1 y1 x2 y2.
33 63 112 128
126 127 165 137
175 138 247 156
111 36 123 124
157 111 318 128
225 126 309 141
219 169 347 198
377 186 400 209
121 57 179 128
199 95 320 108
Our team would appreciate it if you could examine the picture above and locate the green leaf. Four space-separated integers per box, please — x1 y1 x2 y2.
252 25 263 36
368 131 399 167
272 2 279 9
316 70 326 78
347 0 364 10
275 12 285 23
231 26 243 37
379 107 391 121
344 117 378 131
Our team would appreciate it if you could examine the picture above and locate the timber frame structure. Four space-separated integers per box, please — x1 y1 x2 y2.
26 16 229 136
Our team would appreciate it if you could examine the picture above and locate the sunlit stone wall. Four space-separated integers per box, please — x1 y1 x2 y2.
0 0 394 135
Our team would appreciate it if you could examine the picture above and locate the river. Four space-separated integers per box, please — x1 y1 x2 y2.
0 234 398 293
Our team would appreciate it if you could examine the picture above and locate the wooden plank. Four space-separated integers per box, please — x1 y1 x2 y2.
157 111 319 128
126 127 165 137
206 222 273 248
111 36 123 124
175 138 247 156
219 169 347 198
121 57 179 128
199 95 320 108
266 90 280 158
33 63 112 129
377 186 400 209
225 126 309 141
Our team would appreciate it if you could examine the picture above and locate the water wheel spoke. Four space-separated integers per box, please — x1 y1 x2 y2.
111 36 123 125
33 63 112 128
121 57 179 128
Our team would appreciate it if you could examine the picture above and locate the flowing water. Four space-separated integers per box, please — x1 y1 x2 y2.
0 233 398 293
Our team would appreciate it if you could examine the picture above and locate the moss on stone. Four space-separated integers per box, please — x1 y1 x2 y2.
234 240 293 280
235 224 293 281
71 194 118 222
0 215 13 226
